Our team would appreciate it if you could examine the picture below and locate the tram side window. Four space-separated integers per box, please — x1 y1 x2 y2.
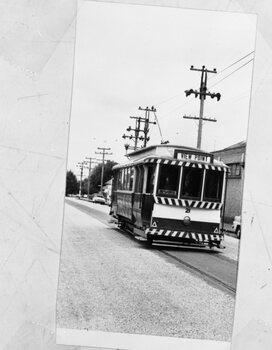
135 166 144 193
180 167 203 199
129 168 134 191
117 170 122 189
146 165 156 194
124 168 128 190
126 167 131 191
203 170 223 202
113 171 118 190
157 165 180 198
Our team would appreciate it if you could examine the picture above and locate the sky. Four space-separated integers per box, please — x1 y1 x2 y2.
67 1 256 178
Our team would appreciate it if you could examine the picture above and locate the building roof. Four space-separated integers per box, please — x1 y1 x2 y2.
213 141 246 153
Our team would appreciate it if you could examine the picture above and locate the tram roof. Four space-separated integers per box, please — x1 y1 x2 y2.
126 144 202 159
114 144 228 170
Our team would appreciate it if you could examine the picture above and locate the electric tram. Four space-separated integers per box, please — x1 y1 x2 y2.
110 144 228 248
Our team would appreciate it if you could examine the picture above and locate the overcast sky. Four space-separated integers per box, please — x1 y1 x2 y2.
67 1 256 177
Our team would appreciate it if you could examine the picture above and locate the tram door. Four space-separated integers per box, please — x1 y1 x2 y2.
133 166 144 227
133 165 156 228
142 165 156 226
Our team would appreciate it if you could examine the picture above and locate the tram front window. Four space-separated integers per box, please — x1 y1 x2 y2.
203 170 223 202
180 167 203 199
157 164 180 198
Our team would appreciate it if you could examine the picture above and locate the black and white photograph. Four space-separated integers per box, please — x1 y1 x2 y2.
56 0 256 346
2 1 272 350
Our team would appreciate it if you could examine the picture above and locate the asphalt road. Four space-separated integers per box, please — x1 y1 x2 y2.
57 197 238 341
66 197 239 294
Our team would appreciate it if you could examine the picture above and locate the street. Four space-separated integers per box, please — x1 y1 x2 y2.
57 198 239 341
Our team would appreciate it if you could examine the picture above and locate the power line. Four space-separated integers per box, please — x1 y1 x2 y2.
170 57 254 115
155 93 182 106
209 58 254 89
216 51 254 76
154 51 254 108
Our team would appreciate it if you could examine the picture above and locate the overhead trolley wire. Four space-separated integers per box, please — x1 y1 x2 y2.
154 51 254 109
153 51 255 124
219 50 254 73
209 58 254 89
210 50 254 79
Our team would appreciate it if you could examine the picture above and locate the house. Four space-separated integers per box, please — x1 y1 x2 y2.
212 141 246 223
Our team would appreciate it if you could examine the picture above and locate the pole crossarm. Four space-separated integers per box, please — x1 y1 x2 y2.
183 115 217 122
190 65 217 73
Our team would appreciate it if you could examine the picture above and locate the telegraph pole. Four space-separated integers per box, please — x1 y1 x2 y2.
123 116 145 151
123 107 157 151
138 106 157 147
184 65 221 149
76 161 84 197
95 147 112 195
84 157 99 199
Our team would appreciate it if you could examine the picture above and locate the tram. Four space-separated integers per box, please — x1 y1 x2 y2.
110 144 228 248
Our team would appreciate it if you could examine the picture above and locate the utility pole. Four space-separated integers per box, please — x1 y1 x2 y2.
138 106 157 147
123 106 157 152
84 157 99 199
184 65 221 149
76 161 84 197
122 116 145 151
95 147 112 195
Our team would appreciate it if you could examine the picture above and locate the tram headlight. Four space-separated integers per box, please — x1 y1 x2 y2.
183 216 191 226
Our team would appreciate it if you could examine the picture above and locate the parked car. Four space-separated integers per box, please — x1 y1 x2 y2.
232 215 241 239
92 194 106 204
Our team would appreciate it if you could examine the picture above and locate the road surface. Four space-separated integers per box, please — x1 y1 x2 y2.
57 198 239 341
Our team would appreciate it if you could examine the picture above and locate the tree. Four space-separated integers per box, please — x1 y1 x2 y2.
89 160 117 194
81 178 89 195
66 170 79 195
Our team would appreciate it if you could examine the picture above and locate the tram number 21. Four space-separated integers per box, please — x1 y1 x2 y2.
185 207 191 213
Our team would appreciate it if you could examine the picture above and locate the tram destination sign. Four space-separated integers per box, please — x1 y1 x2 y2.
174 149 214 163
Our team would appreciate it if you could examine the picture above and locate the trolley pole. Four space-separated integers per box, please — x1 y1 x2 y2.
95 147 112 195
184 65 221 149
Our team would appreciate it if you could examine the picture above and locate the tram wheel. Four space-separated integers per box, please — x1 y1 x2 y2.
146 236 153 248
236 226 241 239
208 241 215 249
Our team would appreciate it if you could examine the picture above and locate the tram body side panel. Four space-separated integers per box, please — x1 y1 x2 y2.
115 191 133 221
141 193 154 226
114 191 155 228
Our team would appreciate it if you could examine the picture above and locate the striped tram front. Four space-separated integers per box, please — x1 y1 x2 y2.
146 198 224 246
145 229 222 243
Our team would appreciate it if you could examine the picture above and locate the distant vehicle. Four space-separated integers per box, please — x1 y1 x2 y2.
232 215 241 239
92 194 106 204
